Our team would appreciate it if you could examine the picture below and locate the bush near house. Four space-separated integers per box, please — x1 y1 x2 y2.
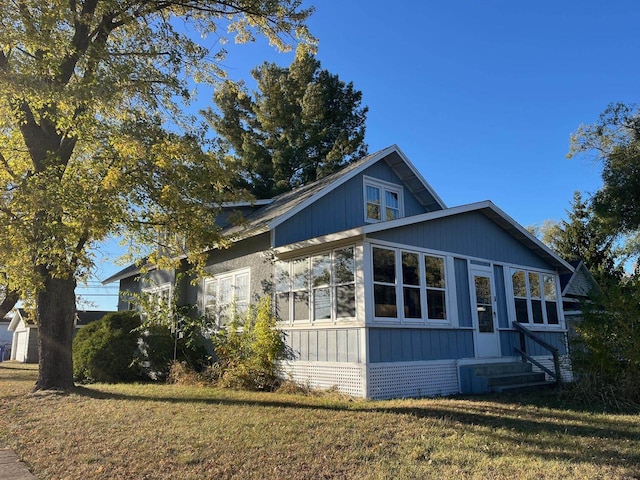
73 311 142 383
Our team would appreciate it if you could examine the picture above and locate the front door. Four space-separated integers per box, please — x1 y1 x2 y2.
470 267 501 357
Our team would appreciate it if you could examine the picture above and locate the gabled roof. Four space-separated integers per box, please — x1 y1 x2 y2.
223 145 446 240
560 260 598 298
273 200 575 274
8 309 34 331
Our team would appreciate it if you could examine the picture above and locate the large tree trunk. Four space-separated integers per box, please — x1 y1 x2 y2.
34 272 77 391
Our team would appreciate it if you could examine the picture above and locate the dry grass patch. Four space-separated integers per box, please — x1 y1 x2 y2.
1 362 639 479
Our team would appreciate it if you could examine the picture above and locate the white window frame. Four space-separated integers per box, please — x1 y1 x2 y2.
371 245 451 324
508 267 562 328
141 283 172 320
363 176 404 223
275 246 357 325
203 268 250 327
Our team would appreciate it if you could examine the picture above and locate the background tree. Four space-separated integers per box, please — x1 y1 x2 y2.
0 0 314 391
538 191 623 286
569 103 640 240
207 48 368 198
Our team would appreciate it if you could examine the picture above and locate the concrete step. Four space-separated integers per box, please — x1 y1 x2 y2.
492 380 557 394
487 371 546 387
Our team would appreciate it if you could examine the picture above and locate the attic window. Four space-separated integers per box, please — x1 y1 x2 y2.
364 176 403 222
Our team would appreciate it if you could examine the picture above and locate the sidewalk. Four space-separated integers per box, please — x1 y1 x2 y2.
0 447 38 480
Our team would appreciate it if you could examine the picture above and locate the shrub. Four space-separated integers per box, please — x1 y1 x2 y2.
568 278 640 410
212 296 286 391
73 311 141 383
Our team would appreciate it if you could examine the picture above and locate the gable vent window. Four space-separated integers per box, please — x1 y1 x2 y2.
364 177 403 222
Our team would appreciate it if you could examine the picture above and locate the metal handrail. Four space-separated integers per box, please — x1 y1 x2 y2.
512 321 561 384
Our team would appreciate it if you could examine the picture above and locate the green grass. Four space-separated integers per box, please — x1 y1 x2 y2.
1 362 639 479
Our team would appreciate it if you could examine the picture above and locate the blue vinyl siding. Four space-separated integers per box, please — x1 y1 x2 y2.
368 211 551 270
273 162 428 247
455 258 472 327
283 328 362 363
368 328 474 362
500 330 568 357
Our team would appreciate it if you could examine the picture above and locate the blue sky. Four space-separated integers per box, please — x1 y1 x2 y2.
80 1 640 309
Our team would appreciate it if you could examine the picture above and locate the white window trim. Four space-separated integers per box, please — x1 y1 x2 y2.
506 267 563 329
141 282 172 318
203 267 251 327
363 175 404 223
369 243 454 326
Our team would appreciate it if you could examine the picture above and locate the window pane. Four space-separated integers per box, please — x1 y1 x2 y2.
477 305 494 332
366 185 381 203
543 275 557 300
275 261 290 293
385 190 399 209
515 298 529 323
292 258 309 290
512 270 527 297
276 293 290 322
293 291 309 321
374 284 397 317
528 272 541 298
219 277 232 304
334 247 355 284
546 301 559 324
235 273 249 302
373 248 395 283
313 287 331 320
403 287 422 318
424 256 445 288
367 203 381 220
474 276 491 305
311 253 331 287
532 299 544 323
427 290 447 320
386 207 399 221
336 284 356 318
402 252 420 286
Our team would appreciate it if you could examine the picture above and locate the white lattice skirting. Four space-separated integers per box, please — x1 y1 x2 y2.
531 355 574 382
280 361 366 397
367 361 459 400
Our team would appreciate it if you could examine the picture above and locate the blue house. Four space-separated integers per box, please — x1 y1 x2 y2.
104 145 574 399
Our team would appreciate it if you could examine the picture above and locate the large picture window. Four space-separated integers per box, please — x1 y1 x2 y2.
203 269 250 327
364 177 403 222
276 247 356 323
510 269 560 326
372 246 448 322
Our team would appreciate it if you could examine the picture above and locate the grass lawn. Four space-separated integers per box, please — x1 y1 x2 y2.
1 363 639 479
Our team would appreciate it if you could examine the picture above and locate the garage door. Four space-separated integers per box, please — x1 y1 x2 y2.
14 331 27 362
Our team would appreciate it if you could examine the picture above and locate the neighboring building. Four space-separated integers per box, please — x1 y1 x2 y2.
0 315 12 361
104 145 575 399
8 309 112 363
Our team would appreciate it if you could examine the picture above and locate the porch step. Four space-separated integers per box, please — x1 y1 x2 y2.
459 362 554 395
492 380 557 394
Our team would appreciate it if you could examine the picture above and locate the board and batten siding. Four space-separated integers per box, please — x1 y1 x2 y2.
367 211 551 271
283 328 362 363
500 330 568 357
454 258 472 328
273 161 428 247
493 265 510 329
368 328 474 363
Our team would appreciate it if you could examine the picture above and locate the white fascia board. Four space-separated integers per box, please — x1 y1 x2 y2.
267 145 401 231
392 145 447 209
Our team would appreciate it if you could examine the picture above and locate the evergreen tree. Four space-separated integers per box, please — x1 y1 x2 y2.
541 191 623 286
207 48 368 198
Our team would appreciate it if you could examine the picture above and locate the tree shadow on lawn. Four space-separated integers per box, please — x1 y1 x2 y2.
70 384 640 473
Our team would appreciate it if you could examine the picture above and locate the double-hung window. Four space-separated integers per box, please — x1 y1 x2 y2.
203 269 250 327
372 246 448 322
511 269 560 326
275 246 356 323
364 177 403 222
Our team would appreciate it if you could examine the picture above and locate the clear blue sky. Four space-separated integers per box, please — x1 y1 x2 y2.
80 0 640 309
